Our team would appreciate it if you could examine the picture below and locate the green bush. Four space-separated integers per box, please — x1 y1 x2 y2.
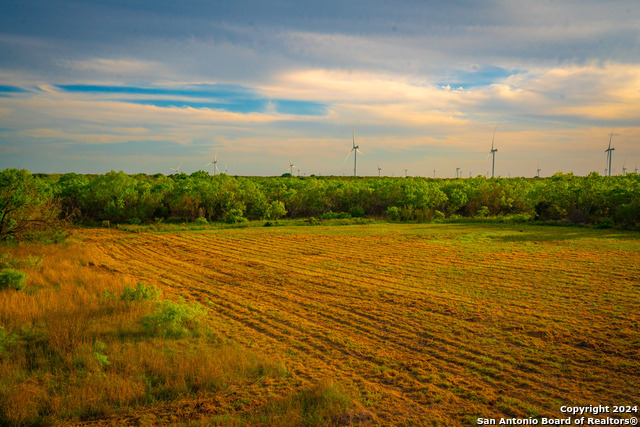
121 282 160 302
0 269 27 291
476 206 490 218
349 206 365 218
386 206 399 220
92 340 110 368
194 216 208 225
320 211 351 220
142 298 207 338
224 209 247 224
596 217 614 229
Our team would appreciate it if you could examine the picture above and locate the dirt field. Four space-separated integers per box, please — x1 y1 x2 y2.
80 223 640 425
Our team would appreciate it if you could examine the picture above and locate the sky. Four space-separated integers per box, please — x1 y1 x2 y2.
1 0 639 177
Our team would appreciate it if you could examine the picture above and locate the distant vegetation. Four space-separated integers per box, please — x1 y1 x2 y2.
2 168 640 239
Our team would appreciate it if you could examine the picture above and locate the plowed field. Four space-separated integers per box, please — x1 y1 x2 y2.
80 223 640 425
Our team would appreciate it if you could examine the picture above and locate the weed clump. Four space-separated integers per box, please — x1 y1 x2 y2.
0 268 28 291
142 298 207 338
120 282 160 302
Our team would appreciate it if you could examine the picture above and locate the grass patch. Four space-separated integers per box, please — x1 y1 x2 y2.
0 241 300 425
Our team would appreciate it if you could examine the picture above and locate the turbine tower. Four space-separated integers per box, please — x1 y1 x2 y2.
344 123 362 177
537 164 541 178
605 129 615 177
289 157 296 175
456 167 460 179
378 162 382 177
489 127 498 178
205 152 219 175
622 162 627 176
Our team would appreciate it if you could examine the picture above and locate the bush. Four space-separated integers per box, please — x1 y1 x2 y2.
320 211 351 220
596 217 614 229
92 340 110 368
142 298 207 338
386 206 400 220
224 209 247 224
476 206 490 218
194 216 208 225
0 269 27 291
349 206 365 218
121 282 160 302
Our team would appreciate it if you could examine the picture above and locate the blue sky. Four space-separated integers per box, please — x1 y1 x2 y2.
1 0 639 177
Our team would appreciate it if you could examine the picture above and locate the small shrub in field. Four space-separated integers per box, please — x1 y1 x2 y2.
386 206 400 220
194 216 208 225
93 340 110 368
142 298 207 338
0 268 27 290
121 282 160 302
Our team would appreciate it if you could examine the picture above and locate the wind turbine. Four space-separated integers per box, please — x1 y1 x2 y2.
605 129 615 177
405 169 408 177
224 162 228 174
536 163 541 178
489 127 498 178
205 152 219 175
289 157 296 175
635 162 638 174
378 162 382 177
622 162 627 176
433 170 436 178
456 167 460 178
169 165 181 174
344 123 362 177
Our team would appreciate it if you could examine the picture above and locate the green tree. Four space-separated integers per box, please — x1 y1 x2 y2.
0 169 63 241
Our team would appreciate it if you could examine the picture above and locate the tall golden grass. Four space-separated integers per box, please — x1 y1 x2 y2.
0 238 325 425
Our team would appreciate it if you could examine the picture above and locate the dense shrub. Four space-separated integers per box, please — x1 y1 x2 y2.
3 169 640 229
121 282 160 302
142 298 207 338
0 269 27 291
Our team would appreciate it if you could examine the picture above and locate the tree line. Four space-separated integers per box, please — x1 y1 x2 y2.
1 168 639 240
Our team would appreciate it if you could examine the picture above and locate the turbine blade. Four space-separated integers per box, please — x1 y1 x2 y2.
356 148 363 155
205 161 213 166
344 149 353 164
491 126 497 151
353 123 356 148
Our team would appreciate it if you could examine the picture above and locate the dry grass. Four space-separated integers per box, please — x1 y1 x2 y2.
0 237 311 425
3 223 638 425
78 224 640 425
